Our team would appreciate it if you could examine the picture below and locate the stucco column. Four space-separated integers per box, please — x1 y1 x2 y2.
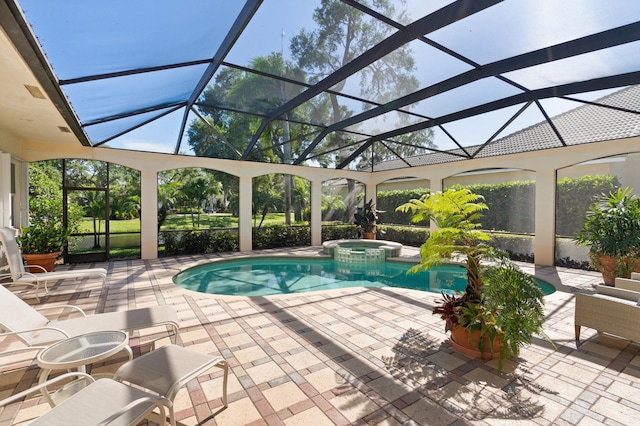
239 175 252 252
0 153 11 227
311 180 322 246
622 152 640 194
366 182 377 207
534 169 556 266
140 170 158 259
18 161 28 228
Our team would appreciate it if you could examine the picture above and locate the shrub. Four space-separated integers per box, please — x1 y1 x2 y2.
160 229 238 255
460 181 535 233
488 232 534 263
556 174 619 236
253 225 310 249
377 188 430 225
321 224 359 241
377 225 429 247
377 175 619 237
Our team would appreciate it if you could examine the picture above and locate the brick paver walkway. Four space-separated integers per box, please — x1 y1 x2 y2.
1 246 639 425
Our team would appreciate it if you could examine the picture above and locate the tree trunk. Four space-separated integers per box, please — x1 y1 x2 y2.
464 252 483 301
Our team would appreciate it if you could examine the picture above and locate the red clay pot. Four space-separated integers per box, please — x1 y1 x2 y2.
598 255 634 286
23 252 59 273
449 324 502 360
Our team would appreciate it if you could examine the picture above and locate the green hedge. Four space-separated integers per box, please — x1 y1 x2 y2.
161 229 239 255
377 188 430 225
376 184 538 232
462 181 535 233
319 224 430 248
159 224 537 264
376 175 620 236
253 225 311 249
377 225 430 247
555 174 619 236
487 232 534 263
321 224 359 241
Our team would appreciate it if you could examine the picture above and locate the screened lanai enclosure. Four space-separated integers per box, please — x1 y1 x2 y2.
5 0 640 166
1 0 640 266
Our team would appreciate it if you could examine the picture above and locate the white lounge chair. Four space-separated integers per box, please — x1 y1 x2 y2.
0 284 179 359
114 344 229 426
0 372 169 425
0 226 107 301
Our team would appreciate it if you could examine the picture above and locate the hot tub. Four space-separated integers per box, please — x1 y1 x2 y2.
322 239 403 259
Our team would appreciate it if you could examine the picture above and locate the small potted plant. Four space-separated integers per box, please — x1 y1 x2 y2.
354 198 381 239
574 187 640 285
17 221 71 272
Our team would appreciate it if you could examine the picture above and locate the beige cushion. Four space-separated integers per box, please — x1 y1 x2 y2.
615 277 640 293
596 284 640 302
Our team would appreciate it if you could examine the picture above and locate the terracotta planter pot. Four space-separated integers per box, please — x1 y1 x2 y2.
449 324 502 360
23 252 59 273
598 255 617 286
598 255 633 286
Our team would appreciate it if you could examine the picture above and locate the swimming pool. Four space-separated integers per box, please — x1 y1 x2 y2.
173 257 556 297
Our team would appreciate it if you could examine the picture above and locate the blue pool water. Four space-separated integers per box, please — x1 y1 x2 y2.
174 257 556 297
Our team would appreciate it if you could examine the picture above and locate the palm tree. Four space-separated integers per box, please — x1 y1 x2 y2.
290 177 310 222
181 176 217 228
85 191 106 248
396 188 493 301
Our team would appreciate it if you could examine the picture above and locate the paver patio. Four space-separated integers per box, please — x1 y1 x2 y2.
1 246 639 425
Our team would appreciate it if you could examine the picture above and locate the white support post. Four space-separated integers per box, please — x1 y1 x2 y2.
311 180 322 246
140 170 158 259
366 183 377 209
18 161 29 228
0 153 11 227
239 175 252 252
534 169 557 266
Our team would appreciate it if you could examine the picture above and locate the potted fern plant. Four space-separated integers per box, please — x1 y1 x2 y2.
397 188 548 369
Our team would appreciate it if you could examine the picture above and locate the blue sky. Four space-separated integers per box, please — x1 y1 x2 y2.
17 0 638 162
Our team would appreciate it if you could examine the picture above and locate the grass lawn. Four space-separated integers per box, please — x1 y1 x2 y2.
78 212 306 233
161 212 307 229
78 218 141 233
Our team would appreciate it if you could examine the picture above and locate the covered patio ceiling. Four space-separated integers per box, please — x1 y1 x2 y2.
2 0 640 171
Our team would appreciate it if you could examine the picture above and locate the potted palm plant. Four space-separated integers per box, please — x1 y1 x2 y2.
574 187 640 285
354 198 381 239
397 188 548 369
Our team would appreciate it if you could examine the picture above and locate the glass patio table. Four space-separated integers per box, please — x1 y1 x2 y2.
36 330 133 406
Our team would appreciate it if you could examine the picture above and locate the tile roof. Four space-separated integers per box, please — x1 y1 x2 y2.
374 85 640 171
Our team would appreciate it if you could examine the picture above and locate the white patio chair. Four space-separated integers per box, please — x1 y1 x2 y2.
0 372 169 425
114 344 228 426
0 227 107 301
0 284 179 359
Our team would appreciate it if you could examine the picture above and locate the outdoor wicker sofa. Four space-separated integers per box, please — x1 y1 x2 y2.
575 282 640 344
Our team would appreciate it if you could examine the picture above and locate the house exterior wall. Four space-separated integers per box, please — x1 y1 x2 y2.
3 136 640 266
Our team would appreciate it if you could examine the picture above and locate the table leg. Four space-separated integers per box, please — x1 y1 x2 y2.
38 369 55 407
123 344 133 362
